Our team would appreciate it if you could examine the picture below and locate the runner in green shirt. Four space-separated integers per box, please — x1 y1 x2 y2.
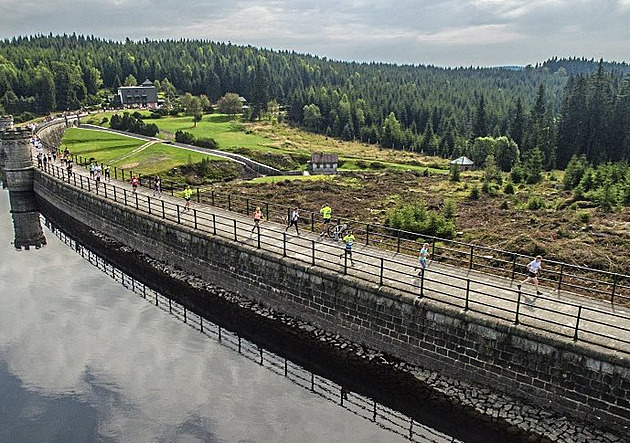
319 204 332 237
339 230 356 265
183 186 193 211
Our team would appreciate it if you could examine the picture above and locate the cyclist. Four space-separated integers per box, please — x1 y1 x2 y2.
339 230 356 265
183 186 193 211
319 204 332 237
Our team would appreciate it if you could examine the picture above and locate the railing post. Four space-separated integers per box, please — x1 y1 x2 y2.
196 187 200 203
343 250 348 275
419 267 425 297
194 209 198 229
211 190 215 206
511 253 517 280
212 214 216 235
396 231 401 253
124 188 127 206
113 186 117 202
121 169 125 181
469 245 474 270
311 212 315 232
558 264 565 291
379 258 384 286
573 306 582 341
228 194 231 211
80 175 84 189
365 224 370 245
114 166 117 180
515 289 522 325
465 279 470 311
233 219 237 241
135 192 139 209
161 200 165 219
148 196 152 215
312 240 315 265
283 233 287 256
257 227 261 249
177 205 181 224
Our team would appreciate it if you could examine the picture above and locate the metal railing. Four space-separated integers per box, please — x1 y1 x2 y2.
48 224 461 443
55 148 630 308
40 162 630 357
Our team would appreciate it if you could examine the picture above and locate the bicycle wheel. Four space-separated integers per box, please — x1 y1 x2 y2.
327 224 339 238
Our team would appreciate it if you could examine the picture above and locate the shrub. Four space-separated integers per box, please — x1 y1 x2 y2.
468 185 480 200
577 211 591 224
175 130 195 144
386 201 456 239
442 199 457 220
503 181 515 194
500 199 509 210
449 164 461 182
194 137 218 149
369 161 385 169
526 196 546 210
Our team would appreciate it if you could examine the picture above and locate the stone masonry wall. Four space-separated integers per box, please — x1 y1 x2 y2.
34 172 630 435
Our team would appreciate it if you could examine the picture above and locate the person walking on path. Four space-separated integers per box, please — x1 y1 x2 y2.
153 175 162 197
183 186 193 211
104 165 111 182
251 206 264 234
89 162 95 179
418 243 430 270
95 169 102 189
286 207 300 235
339 230 356 266
319 204 332 237
131 175 139 193
518 255 543 295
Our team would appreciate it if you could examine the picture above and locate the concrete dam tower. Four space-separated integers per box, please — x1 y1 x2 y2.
0 115 15 188
0 122 45 249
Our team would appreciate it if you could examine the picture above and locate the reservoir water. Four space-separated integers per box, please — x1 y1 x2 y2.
0 188 467 443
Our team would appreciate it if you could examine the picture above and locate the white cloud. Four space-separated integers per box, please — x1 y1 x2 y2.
0 0 628 66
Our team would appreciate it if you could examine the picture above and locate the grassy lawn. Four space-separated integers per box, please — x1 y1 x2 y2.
62 127 225 176
62 128 146 163
83 111 449 172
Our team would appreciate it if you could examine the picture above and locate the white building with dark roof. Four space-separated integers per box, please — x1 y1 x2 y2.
117 79 159 108
308 153 338 175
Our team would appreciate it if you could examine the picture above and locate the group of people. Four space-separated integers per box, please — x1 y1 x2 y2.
415 243 544 295
250 204 356 266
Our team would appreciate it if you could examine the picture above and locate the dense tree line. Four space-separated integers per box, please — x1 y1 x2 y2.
1 35 628 167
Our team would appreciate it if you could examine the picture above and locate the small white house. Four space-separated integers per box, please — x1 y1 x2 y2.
308 153 338 175
450 156 475 171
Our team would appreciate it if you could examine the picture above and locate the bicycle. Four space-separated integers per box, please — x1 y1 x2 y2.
327 222 349 241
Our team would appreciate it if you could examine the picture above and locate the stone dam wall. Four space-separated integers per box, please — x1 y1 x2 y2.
33 171 630 435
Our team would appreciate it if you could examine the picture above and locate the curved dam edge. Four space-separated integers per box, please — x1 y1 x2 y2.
33 171 630 437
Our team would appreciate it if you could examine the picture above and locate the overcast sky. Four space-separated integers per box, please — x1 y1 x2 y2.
1 0 628 67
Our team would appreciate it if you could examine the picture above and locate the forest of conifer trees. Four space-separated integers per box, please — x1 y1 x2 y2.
1 35 629 170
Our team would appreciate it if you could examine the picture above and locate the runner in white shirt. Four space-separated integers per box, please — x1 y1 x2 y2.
517 255 543 295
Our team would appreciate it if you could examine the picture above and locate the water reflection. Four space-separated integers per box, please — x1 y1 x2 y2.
0 190 438 443
8 190 46 250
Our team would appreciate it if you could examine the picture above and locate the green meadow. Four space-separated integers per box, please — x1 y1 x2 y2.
62 128 225 176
